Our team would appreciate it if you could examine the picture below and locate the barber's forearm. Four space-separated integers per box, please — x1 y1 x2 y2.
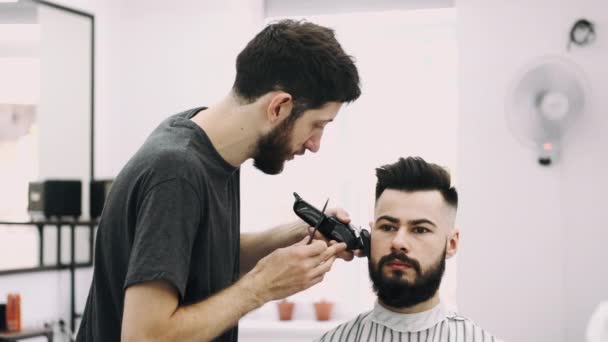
240 219 308 274
163 277 263 342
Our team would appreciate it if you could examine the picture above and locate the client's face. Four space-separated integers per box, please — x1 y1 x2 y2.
368 189 457 309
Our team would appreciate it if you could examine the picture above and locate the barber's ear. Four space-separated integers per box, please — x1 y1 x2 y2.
266 92 292 124
446 228 460 259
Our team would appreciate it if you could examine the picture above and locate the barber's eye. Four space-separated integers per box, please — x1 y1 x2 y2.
413 227 430 234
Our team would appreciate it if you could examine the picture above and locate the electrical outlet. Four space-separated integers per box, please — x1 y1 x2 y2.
58 319 66 333
42 319 54 329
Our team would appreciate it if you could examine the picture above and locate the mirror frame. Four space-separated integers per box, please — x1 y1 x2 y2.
36 0 95 180
0 0 95 275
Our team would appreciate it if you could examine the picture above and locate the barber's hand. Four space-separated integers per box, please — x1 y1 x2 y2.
247 237 347 302
307 207 364 261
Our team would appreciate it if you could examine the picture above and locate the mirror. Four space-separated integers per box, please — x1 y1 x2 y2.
0 0 94 272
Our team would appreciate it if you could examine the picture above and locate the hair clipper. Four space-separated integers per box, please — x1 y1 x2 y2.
293 192 370 257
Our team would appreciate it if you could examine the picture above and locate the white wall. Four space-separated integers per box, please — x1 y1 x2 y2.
559 2 608 341
456 1 608 342
96 0 264 178
265 0 453 17
0 57 39 104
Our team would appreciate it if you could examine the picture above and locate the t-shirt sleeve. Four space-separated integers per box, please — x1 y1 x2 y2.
123 177 201 300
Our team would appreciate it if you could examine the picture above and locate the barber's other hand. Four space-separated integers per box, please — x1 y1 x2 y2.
307 207 364 261
247 237 347 302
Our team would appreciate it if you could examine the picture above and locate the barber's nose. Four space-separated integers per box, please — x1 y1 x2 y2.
391 229 410 252
304 132 322 153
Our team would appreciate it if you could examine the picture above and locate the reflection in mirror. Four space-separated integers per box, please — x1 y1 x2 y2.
0 0 93 272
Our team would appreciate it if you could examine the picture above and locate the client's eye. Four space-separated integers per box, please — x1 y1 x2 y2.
413 227 430 234
379 224 396 232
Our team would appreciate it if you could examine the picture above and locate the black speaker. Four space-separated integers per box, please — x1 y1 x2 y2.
90 179 113 219
28 180 82 219
0 303 6 331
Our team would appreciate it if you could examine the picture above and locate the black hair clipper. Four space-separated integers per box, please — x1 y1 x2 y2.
293 192 370 257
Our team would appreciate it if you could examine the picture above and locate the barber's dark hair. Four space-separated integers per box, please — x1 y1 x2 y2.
233 19 361 118
375 157 458 208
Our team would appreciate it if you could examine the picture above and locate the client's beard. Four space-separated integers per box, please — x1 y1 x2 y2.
368 247 446 308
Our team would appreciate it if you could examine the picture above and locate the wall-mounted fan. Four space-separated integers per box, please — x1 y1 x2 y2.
506 56 589 166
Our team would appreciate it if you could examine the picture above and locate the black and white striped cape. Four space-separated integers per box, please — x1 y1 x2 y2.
314 303 504 342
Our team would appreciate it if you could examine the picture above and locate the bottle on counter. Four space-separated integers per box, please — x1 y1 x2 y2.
6 293 21 333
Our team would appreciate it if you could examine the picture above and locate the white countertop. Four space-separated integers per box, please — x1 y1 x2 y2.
239 318 347 341
240 318 345 333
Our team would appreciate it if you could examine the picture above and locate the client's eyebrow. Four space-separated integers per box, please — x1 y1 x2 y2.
375 215 437 227
408 219 437 227
376 215 400 224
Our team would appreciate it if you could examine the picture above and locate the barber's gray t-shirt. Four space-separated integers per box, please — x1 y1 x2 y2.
77 107 240 342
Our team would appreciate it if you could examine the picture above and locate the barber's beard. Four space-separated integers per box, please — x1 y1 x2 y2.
368 247 446 309
252 116 296 175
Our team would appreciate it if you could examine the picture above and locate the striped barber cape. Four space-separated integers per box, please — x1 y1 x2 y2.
315 302 504 342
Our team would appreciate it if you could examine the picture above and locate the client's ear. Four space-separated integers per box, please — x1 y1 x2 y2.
446 228 460 259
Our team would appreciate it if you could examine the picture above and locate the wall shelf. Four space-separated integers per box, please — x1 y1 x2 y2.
0 220 97 336
0 326 54 342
